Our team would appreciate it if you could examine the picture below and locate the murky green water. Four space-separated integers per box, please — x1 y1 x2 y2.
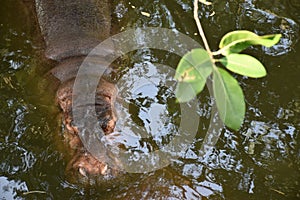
1 0 299 199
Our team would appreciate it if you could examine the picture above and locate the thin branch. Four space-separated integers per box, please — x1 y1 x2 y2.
193 0 213 57
23 190 47 195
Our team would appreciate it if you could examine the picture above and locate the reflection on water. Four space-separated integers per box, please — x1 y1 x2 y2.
113 61 180 150
0 0 299 199
236 0 299 56
0 176 28 200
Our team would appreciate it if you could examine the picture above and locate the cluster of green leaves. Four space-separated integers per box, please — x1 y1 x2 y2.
175 30 281 130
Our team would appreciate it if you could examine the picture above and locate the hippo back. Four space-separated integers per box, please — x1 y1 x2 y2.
35 0 111 61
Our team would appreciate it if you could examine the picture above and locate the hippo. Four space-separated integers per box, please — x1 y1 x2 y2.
34 0 120 182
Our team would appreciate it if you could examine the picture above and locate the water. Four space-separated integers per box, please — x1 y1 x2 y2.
0 0 299 199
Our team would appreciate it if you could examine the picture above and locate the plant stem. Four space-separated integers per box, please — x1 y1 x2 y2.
23 190 47 195
193 0 213 58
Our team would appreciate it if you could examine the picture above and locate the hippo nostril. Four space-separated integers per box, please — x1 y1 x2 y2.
100 116 116 134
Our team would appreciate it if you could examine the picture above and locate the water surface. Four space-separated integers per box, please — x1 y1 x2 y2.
0 0 299 199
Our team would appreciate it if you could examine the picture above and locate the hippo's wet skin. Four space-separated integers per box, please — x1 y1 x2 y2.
35 0 119 181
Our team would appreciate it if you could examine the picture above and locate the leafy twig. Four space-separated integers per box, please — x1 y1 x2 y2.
176 0 281 130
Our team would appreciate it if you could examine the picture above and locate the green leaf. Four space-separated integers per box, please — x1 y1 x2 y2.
218 30 281 55
175 81 205 102
174 48 214 102
220 54 267 78
213 68 245 130
174 48 213 83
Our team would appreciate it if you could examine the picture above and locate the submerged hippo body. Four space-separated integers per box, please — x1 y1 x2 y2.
35 0 119 181
35 0 111 60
